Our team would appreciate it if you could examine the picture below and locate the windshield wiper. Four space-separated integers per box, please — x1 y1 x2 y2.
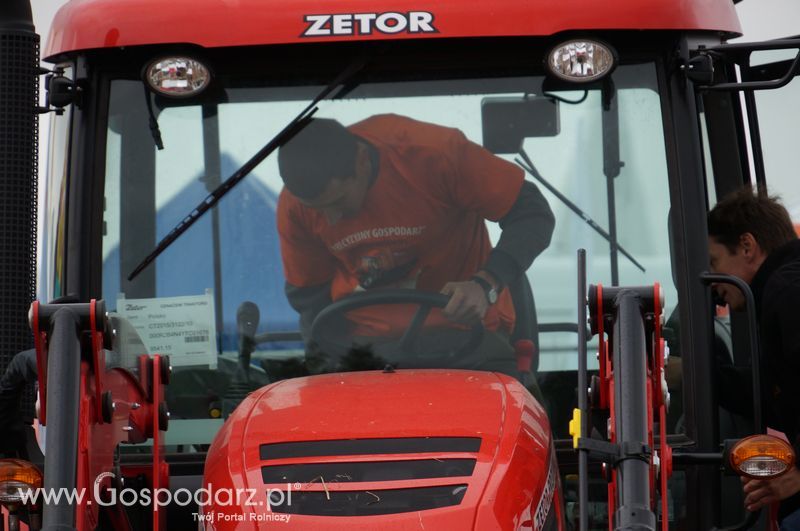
128 57 367 281
515 148 645 273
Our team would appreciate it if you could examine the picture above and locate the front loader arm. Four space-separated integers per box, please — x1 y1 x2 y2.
33 300 169 531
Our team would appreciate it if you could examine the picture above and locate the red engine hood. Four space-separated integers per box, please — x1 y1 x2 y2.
247 369 509 441
204 370 555 530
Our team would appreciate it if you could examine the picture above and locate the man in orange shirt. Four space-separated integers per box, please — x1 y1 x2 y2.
277 114 554 375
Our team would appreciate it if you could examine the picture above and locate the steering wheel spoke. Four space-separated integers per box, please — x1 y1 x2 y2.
398 304 433 352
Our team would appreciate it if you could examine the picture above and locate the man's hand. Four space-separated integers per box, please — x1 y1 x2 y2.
440 280 489 326
742 467 800 511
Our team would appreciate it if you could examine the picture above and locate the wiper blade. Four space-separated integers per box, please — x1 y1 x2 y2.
144 85 164 150
128 57 367 281
515 148 646 273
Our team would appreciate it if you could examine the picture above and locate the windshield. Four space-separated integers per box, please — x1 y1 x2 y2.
100 49 676 447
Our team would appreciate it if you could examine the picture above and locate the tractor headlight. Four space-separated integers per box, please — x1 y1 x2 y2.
730 435 796 479
145 56 211 98
0 459 43 505
546 40 616 83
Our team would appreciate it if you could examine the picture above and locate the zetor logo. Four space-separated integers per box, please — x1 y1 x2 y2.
302 11 437 37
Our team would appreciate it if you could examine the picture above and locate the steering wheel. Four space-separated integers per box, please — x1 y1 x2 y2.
309 289 485 364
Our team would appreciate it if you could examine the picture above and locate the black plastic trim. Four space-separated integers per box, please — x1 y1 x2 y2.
260 437 481 460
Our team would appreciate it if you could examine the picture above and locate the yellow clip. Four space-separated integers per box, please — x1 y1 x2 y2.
568 408 582 449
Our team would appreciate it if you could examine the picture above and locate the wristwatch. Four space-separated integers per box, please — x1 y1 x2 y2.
471 275 498 305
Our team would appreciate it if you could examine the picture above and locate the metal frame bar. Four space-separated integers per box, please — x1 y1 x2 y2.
660 35 721 529
694 39 800 92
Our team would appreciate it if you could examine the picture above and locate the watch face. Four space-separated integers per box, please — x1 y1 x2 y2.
487 289 498 304
472 276 497 304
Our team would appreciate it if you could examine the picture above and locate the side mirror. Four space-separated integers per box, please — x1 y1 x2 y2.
481 96 559 154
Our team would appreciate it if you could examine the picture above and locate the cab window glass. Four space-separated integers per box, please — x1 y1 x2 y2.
101 61 679 448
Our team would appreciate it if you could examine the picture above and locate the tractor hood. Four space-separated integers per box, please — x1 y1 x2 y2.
203 369 556 529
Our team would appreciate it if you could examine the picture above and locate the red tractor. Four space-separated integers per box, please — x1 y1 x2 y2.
0 0 799 529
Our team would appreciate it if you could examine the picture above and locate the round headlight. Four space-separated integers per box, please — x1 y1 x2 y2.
0 459 43 505
145 57 211 98
730 434 796 479
547 40 616 83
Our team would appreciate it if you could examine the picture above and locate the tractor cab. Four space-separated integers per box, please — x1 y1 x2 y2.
1 0 799 529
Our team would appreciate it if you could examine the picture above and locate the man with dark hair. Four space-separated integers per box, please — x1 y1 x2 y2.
707 186 800 525
276 114 554 375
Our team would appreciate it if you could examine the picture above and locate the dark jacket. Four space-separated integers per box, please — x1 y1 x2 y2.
0 349 37 455
750 239 800 519
751 239 800 450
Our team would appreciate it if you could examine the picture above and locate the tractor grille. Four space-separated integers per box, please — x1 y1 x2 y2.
260 437 480 516
267 485 468 516
262 458 476 484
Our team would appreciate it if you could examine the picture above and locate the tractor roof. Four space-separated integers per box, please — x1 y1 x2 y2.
45 0 742 60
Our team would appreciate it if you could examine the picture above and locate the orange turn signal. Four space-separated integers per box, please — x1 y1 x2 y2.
730 435 795 479
0 458 43 505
